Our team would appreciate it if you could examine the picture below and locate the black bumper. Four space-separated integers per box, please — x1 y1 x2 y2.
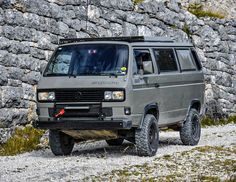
34 119 132 130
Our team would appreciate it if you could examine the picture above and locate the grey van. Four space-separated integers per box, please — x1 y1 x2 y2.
34 36 205 156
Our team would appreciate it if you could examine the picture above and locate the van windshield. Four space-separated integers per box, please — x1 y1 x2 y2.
44 44 129 77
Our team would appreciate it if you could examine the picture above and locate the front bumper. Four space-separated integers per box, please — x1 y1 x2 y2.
33 119 132 130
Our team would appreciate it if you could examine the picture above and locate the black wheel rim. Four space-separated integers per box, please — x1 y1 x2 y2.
192 114 200 140
149 123 157 149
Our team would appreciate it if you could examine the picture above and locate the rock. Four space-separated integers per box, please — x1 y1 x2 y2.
0 65 8 86
39 130 49 148
122 22 138 36
216 73 232 87
110 23 123 36
0 128 12 144
22 71 41 85
7 67 24 80
57 21 70 36
1 86 23 108
88 5 101 22
197 25 221 46
138 25 153 36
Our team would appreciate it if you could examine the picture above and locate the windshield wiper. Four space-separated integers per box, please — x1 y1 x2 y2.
100 73 119 77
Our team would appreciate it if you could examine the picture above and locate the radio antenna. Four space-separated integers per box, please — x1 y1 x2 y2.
86 0 90 31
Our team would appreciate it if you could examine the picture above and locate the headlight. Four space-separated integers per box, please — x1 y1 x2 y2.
112 91 124 100
38 92 55 101
104 91 124 101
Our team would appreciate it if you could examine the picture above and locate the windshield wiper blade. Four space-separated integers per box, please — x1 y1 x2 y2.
79 72 101 76
100 73 118 77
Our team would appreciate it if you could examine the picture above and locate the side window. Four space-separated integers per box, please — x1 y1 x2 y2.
191 49 202 70
133 49 154 75
176 49 196 71
153 49 178 72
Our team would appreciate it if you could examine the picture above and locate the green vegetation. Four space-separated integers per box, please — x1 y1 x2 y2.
201 115 236 127
187 3 225 19
132 0 144 5
0 125 44 156
182 23 192 37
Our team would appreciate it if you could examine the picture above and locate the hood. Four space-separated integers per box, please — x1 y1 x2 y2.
37 76 128 89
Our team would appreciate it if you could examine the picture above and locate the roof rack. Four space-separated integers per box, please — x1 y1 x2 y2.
59 36 174 44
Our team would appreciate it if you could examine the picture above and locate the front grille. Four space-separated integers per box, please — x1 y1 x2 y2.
55 89 104 102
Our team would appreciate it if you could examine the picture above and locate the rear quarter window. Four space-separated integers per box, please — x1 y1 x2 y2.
176 49 196 71
191 49 202 70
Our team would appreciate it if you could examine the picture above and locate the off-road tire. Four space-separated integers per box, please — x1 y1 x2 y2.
49 130 75 156
180 108 201 146
135 114 159 156
106 138 124 146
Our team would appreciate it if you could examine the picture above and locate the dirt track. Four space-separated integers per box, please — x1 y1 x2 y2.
0 124 235 182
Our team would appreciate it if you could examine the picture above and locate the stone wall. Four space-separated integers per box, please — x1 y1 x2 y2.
0 0 235 132
180 0 236 19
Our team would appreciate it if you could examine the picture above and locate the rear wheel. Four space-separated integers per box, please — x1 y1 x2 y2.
135 114 159 156
49 130 74 156
180 108 201 145
106 138 124 146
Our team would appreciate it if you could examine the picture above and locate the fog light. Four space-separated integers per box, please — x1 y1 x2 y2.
124 107 131 115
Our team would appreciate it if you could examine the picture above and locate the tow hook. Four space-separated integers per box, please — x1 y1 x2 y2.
55 109 65 118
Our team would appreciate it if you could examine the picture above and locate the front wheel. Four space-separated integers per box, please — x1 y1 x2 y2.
49 130 75 156
180 108 201 146
135 114 159 156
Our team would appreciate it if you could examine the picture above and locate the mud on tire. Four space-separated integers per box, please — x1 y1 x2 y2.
49 130 75 156
135 114 159 157
180 108 201 146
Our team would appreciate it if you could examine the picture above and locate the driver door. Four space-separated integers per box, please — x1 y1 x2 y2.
131 48 160 123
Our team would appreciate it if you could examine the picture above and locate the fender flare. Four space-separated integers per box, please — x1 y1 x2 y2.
184 99 201 122
138 102 159 129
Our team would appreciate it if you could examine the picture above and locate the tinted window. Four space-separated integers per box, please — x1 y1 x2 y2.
44 44 129 76
133 49 153 75
176 49 196 71
154 49 178 72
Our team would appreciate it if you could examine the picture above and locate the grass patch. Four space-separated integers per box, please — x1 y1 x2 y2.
187 3 225 19
0 125 44 156
199 175 221 182
201 115 236 127
132 0 144 5
182 23 192 37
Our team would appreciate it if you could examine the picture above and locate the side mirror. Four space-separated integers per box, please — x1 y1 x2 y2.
143 61 153 74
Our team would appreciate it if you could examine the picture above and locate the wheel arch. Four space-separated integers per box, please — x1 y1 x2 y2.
184 99 201 122
139 102 159 129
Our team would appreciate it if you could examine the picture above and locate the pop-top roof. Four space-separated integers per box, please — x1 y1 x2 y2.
59 36 175 44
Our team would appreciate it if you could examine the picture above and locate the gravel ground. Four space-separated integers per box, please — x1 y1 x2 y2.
0 124 235 182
